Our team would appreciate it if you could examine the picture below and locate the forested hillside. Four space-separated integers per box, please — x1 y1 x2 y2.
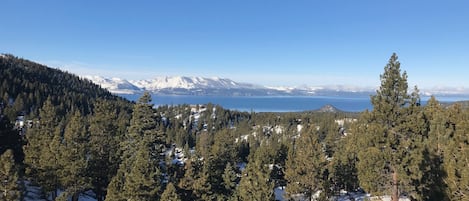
0 54 132 155
1 54 468 201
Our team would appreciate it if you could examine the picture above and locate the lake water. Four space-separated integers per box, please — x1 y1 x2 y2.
119 94 469 112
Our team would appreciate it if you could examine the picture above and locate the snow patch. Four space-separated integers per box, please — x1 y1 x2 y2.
297 124 303 133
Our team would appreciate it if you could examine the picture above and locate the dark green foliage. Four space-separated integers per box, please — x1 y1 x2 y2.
122 92 163 158
222 163 239 197
0 149 21 201
7 53 469 200
122 136 162 201
0 54 125 117
285 125 328 200
1 54 132 200
236 146 275 201
106 92 164 200
58 110 89 201
330 127 360 193
0 115 22 163
355 54 429 200
23 97 62 199
442 104 469 200
161 182 182 201
88 99 125 201
177 159 201 201
192 164 214 201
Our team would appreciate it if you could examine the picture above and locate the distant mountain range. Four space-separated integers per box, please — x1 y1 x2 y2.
83 75 378 96
83 75 469 98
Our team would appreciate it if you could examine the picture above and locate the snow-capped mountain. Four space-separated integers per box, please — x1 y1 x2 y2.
83 75 142 94
84 75 469 98
83 75 383 96
130 76 259 91
84 75 277 96
84 75 381 96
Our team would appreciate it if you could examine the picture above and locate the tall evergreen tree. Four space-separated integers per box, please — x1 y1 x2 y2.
106 92 164 200
356 53 426 201
236 147 275 201
330 121 360 193
58 110 89 201
0 149 21 201
104 170 126 201
191 165 213 201
122 135 162 201
177 159 201 201
285 126 328 200
88 99 122 201
222 162 238 198
411 96 448 200
23 97 61 199
122 92 163 161
161 182 182 201
442 104 469 200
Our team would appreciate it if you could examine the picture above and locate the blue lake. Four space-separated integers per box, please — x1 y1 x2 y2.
119 94 468 112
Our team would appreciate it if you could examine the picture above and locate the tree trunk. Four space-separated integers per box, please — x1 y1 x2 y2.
392 170 399 201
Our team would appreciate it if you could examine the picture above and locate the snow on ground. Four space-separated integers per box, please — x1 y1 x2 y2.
273 188 411 201
297 124 303 133
236 162 247 172
367 196 410 201
235 134 250 143
171 147 186 166
23 181 43 201
275 186 285 201
275 125 284 134
23 180 98 201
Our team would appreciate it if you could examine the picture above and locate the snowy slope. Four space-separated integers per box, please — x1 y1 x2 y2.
85 75 274 95
83 75 142 94
84 75 381 96
130 76 259 90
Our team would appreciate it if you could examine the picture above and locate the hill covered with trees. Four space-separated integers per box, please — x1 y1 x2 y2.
1 54 468 201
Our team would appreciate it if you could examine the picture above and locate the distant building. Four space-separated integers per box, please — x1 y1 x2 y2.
15 115 25 129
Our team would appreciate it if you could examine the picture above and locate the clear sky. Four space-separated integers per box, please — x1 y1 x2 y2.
1 0 469 89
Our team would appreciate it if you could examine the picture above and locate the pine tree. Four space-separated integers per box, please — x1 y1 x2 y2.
23 97 61 199
121 92 163 163
192 165 213 201
0 149 21 201
285 126 328 200
222 162 238 197
104 170 126 201
122 135 162 201
330 122 360 193
443 104 469 200
237 147 275 201
177 159 200 201
58 110 89 201
106 92 164 200
200 129 239 199
88 99 121 201
161 182 182 201
412 96 448 200
356 53 426 201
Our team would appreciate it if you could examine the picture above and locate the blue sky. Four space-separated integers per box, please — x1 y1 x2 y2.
1 0 469 89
